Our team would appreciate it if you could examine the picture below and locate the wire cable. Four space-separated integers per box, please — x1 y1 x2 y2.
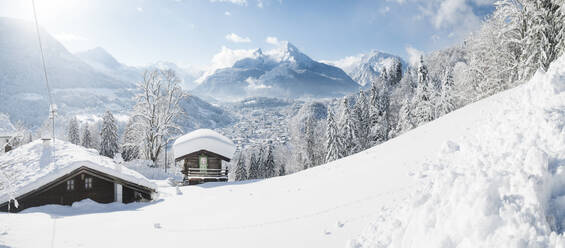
31 0 56 167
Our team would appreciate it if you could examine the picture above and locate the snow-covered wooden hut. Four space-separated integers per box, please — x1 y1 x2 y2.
173 129 236 185
0 140 157 212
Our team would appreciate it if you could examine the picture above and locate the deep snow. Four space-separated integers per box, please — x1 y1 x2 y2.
0 140 157 204
1 56 565 247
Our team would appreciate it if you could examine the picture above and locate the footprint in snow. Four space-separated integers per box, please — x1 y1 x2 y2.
336 221 345 228
154 223 162 229
324 229 332 235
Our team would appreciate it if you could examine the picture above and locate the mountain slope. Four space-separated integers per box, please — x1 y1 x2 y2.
0 18 133 127
4 55 562 248
75 47 143 85
0 18 230 130
193 42 360 100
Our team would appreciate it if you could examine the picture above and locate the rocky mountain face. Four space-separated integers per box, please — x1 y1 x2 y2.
193 42 361 101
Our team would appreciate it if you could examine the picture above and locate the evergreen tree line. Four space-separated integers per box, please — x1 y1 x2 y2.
65 110 119 159
229 0 565 179
233 142 284 181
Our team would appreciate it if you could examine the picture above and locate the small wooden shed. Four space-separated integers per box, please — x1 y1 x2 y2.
174 129 236 185
0 140 157 213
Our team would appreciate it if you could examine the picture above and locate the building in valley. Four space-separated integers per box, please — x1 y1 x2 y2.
174 129 236 185
0 139 157 212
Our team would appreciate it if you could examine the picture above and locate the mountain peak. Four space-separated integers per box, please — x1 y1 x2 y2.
271 41 313 65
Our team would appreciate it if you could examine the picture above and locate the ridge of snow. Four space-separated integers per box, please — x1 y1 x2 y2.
351 55 565 247
173 129 236 160
0 140 157 204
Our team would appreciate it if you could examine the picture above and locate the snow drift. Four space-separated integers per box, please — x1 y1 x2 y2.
351 56 565 247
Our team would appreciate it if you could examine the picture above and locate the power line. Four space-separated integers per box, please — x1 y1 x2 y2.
31 0 56 165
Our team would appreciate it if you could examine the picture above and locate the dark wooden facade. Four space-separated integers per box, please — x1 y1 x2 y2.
176 149 230 185
0 166 154 213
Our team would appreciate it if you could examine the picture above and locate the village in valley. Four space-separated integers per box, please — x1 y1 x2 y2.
2 0 565 247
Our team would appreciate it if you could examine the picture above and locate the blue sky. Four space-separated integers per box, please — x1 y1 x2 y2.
0 0 495 68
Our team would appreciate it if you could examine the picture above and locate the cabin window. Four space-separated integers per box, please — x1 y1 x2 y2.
66 179 74 191
199 155 208 170
85 177 93 190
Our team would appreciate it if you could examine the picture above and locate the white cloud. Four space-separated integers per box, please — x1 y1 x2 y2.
386 0 405 4
53 33 87 42
265 36 281 46
196 46 260 83
405 45 424 66
322 54 363 74
257 0 264 8
225 33 251 43
210 0 247 6
379 6 391 15
431 34 440 42
225 11 231 16
246 77 271 89
136 7 143 12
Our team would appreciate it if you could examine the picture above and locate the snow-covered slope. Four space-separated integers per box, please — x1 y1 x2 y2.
325 50 406 87
352 56 565 247
1 49 564 248
193 42 360 100
0 17 133 127
75 47 143 85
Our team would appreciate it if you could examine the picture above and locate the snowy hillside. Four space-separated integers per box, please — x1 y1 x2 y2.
3 55 564 248
325 50 406 87
193 42 360 100
0 17 132 127
75 47 143 85
0 17 231 131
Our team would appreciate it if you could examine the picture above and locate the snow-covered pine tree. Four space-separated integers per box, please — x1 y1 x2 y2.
248 148 261 179
338 97 357 157
81 123 93 149
353 90 370 150
278 162 286 176
122 118 140 162
412 56 434 125
396 98 414 135
417 55 429 86
520 0 564 75
99 111 119 158
90 123 101 151
67 116 80 145
436 67 457 117
234 152 248 181
263 143 276 178
303 115 316 169
325 108 340 163
390 58 403 86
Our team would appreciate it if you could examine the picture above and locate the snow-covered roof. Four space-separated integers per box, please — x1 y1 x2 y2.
0 140 157 204
0 113 16 137
173 129 236 160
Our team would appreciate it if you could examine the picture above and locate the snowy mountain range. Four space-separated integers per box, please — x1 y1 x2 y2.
324 50 406 88
192 42 361 100
0 17 230 131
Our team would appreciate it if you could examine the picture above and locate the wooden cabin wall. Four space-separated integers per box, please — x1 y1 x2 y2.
0 170 154 213
0 172 114 212
183 151 222 170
